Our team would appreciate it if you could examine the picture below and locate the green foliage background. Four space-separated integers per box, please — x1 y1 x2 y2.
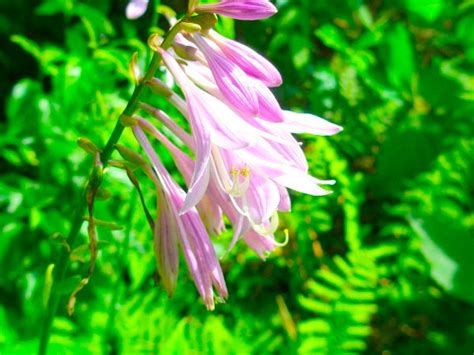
1 0 473 353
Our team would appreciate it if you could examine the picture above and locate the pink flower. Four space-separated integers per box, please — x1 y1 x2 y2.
243 230 281 259
133 125 227 310
195 0 278 21
158 47 260 213
125 0 149 19
116 0 343 308
282 110 344 136
137 117 225 235
209 30 282 87
192 33 260 116
182 35 285 122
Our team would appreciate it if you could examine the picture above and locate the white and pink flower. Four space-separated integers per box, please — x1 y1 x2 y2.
124 0 342 308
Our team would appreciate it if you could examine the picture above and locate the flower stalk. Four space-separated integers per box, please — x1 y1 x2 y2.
40 0 343 351
38 18 186 355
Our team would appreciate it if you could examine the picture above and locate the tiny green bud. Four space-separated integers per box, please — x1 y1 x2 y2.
116 144 148 167
77 137 100 155
146 77 174 97
179 21 202 33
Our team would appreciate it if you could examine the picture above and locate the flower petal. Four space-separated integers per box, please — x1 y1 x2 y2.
195 0 277 21
282 110 343 136
193 34 259 116
210 30 282 87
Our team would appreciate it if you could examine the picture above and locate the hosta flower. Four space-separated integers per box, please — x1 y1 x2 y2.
120 0 342 307
126 0 149 20
194 0 278 21
133 125 227 310
208 30 282 87
192 33 260 116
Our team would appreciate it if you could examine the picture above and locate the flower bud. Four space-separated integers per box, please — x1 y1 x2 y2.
116 144 148 167
77 138 100 155
126 0 149 20
146 77 174 97
195 0 277 21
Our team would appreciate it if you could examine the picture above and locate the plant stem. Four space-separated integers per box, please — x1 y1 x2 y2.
37 86 145 355
37 15 186 353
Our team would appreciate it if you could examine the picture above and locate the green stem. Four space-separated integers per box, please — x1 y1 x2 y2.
38 17 185 354
101 192 136 354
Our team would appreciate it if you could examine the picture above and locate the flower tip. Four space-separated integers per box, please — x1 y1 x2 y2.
205 298 215 311
334 125 344 134
126 0 149 20
269 3 278 15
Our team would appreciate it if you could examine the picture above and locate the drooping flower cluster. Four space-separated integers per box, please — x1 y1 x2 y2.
124 0 342 309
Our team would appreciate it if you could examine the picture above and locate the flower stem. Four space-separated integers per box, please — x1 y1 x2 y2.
37 86 145 355
38 17 185 354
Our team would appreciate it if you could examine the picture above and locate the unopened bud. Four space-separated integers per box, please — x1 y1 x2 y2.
146 77 174 97
180 21 202 33
78 138 100 155
116 144 148 167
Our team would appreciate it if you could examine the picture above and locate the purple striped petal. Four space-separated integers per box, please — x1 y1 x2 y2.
210 30 282 87
282 110 343 136
243 230 279 259
154 195 179 295
193 34 260 117
195 0 277 21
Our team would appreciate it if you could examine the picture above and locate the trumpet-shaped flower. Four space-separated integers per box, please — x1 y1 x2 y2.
192 34 260 116
195 0 278 21
158 47 262 212
209 30 282 87
116 0 343 309
133 126 227 310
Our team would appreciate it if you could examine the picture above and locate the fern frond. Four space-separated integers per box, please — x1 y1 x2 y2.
298 250 378 354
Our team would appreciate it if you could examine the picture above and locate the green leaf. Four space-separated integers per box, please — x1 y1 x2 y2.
290 34 312 69
315 24 348 51
402 0 445 23
383 23 415 90
410 213 474 303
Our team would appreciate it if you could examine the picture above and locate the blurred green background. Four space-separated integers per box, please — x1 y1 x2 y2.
1 0 473 353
